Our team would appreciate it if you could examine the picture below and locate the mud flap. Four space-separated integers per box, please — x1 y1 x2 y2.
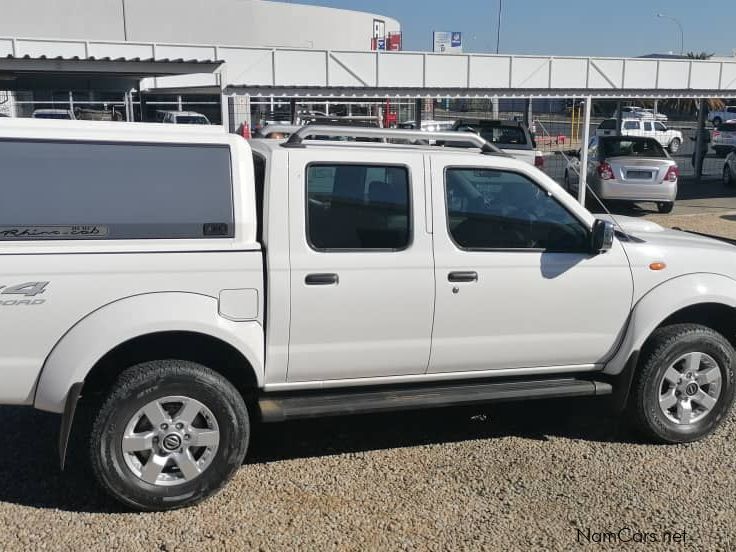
58 382 84 470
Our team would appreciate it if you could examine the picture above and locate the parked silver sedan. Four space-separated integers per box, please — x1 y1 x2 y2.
565 136 679 213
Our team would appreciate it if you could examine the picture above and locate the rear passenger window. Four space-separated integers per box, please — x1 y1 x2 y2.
0 140 234 240
643 122 653 131
306 164 410 251
624 121 639 130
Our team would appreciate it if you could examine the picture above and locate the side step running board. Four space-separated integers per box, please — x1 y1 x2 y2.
259 378 612 423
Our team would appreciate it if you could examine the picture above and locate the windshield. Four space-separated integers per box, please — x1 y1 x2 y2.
176 116 210 125
457 123 528 146
600 138 667 158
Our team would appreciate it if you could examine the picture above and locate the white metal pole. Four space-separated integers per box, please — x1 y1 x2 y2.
578 96 592 206
221 93 231 132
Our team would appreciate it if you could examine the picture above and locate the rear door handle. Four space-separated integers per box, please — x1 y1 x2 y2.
305 273 339 286
448 271 478 283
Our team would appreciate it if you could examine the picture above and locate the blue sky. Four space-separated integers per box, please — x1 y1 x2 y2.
286 0 735 57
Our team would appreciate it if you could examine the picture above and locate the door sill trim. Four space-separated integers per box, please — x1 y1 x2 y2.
260 377 612 422
264 364 601 392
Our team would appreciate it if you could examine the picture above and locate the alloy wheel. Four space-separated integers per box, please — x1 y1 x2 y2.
121 396 220 487
658 352 722 425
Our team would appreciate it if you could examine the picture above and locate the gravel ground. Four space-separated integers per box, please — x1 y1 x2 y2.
645 211 736 240
1 399 735 551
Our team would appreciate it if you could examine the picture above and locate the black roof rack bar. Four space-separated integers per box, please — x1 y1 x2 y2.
282 125 503 154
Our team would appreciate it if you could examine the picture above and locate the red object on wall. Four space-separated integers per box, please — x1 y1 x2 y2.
387 32 402 51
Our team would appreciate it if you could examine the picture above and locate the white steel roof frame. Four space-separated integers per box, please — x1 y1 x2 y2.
2 36 736 99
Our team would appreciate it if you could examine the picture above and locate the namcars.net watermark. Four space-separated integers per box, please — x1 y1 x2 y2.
576 527 687 545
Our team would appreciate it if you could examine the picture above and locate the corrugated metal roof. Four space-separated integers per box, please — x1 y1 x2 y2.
2 54 221 65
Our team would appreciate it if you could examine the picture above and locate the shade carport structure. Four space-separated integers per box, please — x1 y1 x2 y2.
219 49 736 202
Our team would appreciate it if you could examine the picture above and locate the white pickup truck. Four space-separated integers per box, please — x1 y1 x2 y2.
1 119 735 511
597 118 683 153
708 106 736 127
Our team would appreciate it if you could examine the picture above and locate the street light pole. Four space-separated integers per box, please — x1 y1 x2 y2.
495 0 502 54
656 13 683 56
121 0 128 41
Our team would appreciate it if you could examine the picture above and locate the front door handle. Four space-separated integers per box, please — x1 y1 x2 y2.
305 273 339 286
448 271 478 283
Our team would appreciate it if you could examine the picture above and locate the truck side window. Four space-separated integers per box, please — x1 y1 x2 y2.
444 168 588 252
306 164 410 251
0 140 234 240
623 121 639 130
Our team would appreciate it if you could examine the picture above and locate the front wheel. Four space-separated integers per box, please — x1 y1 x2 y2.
656 201 674 214
628 324 735 444
668 138 681 154
89 360 250 511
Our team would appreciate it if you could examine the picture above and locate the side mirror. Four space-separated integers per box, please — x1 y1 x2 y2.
591 219 615 254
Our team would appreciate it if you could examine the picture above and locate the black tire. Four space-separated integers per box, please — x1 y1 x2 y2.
628 324 736 444
89 360 250 511
724 165 735 188
668 138 681 154
656 201 674 214
563 169 575 195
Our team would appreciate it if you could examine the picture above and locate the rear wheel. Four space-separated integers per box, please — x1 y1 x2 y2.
563 169 574 194
724 165 735 188
629 324 735 443
89 360 249 511
656 201 674 214
668 138 681 154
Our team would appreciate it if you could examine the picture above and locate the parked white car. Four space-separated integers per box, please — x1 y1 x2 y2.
451 118 545 168
613 106 667 121
597 118 683 153
708 106 736 127
712 120 736 157
398 120 456 132
0 119 735 512
32 109 75 120
723 150 736 188
158 110 211 125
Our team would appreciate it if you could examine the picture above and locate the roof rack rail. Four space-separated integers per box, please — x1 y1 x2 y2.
282 125 504 154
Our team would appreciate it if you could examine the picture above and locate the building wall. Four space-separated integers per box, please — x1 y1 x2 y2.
0 0 125 41
0 0 399 51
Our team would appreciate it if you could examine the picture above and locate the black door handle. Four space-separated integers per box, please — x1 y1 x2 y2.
305 273 339 286
448 271 478 283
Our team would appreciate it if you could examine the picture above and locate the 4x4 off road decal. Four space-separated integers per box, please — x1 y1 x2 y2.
0 282 49 306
